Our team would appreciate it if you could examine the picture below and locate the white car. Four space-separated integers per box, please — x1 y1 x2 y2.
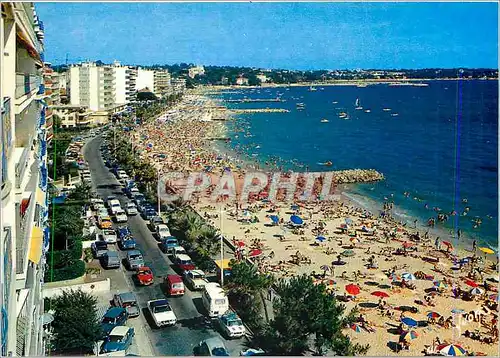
109 199 122 215
125 202 138 216
172 246 187 261
114 209 128 223
101 229 117 244
117 170 128 179
155 224 171 240
183 269 208 290
217 310 246 338
147 299 177 327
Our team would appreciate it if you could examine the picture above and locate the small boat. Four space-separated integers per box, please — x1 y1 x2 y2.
318 161 333 166
391 113 399 117
355 98 363 110
308 86 317 92
383 108 391 111
357 84 367 88
320 118 329 123
255 145 261 149
332 101 338 104
365 109 371 113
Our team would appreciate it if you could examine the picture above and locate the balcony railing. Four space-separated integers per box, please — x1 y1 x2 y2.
15 145 31 189
16 74 41 99
1 97 12 200
16 193 36 274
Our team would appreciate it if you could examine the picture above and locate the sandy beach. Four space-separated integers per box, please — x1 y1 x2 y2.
130 91 499 356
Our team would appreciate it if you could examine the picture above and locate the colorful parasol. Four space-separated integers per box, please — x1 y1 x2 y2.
402 241 414 248
236 241 245 248
320 265 331 272
249 249 262 257
433 281 448 289
488 293 499 302
345 284 361 295
442 241 453 248
389 272 401 281
400 330 419 341
401 317 418 327
350 323 362 333
402 273 417 281
427 311 441 319
470 287 484 295
371 291 390 298
437 344 467 356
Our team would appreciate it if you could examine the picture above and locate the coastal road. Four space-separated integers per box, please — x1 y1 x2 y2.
83 135 246 356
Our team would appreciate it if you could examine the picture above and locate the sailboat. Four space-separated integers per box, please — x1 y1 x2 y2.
308 86 317 92
355 98 363 110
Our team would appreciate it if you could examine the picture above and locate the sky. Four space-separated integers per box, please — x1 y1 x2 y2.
35 1 498 70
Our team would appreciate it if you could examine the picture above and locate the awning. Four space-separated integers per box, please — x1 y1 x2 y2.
16 29 42 65
35 187 45 206
28 226 43 265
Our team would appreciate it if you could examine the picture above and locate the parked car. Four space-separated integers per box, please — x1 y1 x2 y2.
100 326 135 354
91 241 108 258
101 307 128 336
154 224 170 240
102 229 118 244
109 199 122 215
97 208 109 218
174 254 196 273
194 337 230 356
141 208 157 222
125 202 138 216
147 299 177 327
165 274 184 296
159 236 178 254
183 270 209 291
136 266 154 286
132 193 145 205
91 198 105 211
116 226 131 241
125 250 144 270
171 246 188 261
103 251 121 269
216 310 246 339
148 216 165 232
113 292 140 318
119 235 137 250
116 170 128 179
114 209 128 223
106 196 118 207
98 215 113 229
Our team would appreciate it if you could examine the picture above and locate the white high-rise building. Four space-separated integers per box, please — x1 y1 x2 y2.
1 2 49 356
113 61 127 105
69 62 116 111
136 68 154 93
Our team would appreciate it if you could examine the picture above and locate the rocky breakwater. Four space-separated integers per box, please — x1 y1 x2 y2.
331 169 384 184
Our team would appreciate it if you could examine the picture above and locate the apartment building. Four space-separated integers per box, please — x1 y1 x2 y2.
125 67 137 103
153 70 171 97
43 62 61 144
69 62 116 111
188 65 205 78
1 2 49 356
171 78 187 94
52 105 92 129
136 67 154 93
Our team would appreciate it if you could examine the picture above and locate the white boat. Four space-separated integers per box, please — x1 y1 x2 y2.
391 113 399 117
320 118 329 123
339 112 349 120
355 98 363 110
308 86 317 92
365 109 371 113
332 101 338 104
383 108 391 111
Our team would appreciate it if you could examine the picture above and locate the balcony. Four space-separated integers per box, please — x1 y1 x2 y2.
2 97 12 200
15 145 32 189
16 73 42 99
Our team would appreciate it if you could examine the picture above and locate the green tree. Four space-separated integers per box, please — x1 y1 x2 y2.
67 182 92 202
49 289 102 354
253 275 369 356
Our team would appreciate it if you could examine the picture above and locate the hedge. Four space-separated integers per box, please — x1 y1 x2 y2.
45 260 86 282
47 239 83 268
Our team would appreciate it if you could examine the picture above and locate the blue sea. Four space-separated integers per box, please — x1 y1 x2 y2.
211 80 498 249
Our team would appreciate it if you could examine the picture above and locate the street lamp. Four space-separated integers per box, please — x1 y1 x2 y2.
220 205 224 286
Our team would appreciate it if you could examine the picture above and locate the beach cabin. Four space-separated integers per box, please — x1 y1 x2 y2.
202 282 229 317
214 258 232 283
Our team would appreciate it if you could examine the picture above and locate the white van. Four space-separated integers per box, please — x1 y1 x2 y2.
201 282 228 318
109 199 122 215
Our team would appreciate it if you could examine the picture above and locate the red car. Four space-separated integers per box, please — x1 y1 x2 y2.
136 266 154 286
166 274 184 296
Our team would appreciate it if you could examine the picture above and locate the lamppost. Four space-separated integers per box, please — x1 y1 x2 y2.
220 205 224 286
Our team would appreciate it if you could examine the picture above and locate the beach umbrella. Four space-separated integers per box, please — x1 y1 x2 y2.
433 281 448 289
478 247 494 254
350 237 361 243
400 330 419 341
320 265 330 272
341 249 355 257
350 323 362 333
236 241 245 248
488 293 498 302
402 241 414 248
249 249 262 257
442 241 453 249
451 308 465 314
401 273 417 281
401 317 418 327
371 291 390 298
345 284 360 295
316 236 326 242
269 215 279 224
427 311 441 319
345 218 354 225
290 215 303 226
470 287 484 295
242 211 251 217
464 278 478 288
437 344 467 356
290 204 299 211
